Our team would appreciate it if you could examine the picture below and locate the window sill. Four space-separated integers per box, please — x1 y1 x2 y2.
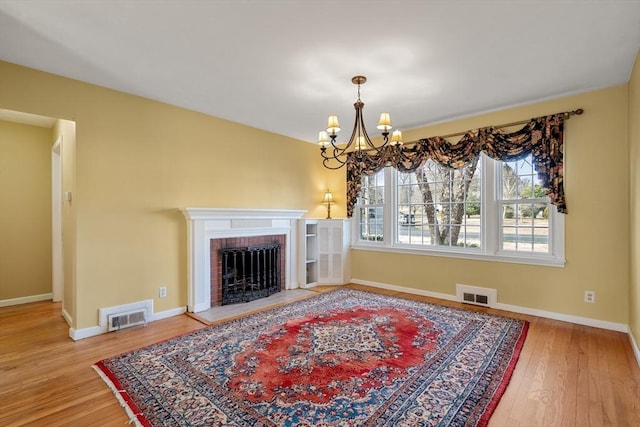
351 243 566 268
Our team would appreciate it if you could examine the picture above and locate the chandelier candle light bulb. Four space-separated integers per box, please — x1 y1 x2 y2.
318 75 402 169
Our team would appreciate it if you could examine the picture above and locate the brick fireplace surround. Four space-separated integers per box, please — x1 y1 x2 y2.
181 208 306 313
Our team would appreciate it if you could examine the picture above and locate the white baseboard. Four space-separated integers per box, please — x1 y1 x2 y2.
68 305 188 341
629 329 640 368
61 308 72 326
0 293 52 307
150 306 186 322
69 325 104 341
493 301 627 333
350 278 628 333
351 279 459 302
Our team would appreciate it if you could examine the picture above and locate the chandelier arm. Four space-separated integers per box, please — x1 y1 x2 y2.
360 114 382 150
356 101 390 151
328 135 349 158
349 101 373 150
356 104 375 149
323 158 347 170
320 146 348 169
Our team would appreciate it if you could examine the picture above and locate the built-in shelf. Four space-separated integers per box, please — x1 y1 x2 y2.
299 221 319 287
298 219 350 288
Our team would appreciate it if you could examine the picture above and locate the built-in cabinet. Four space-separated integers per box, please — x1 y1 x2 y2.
299 220 319 287
298 219 350 287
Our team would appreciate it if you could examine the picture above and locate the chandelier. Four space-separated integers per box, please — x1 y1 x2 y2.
318 76 403 169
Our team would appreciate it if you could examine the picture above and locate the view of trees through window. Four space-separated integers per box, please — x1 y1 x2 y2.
500 155 551 253
358 170 385 242
398 157 481 248
357 153 553 255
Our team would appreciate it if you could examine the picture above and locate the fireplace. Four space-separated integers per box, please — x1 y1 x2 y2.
221 243 281 305
210 234 286 307
181 208 306 313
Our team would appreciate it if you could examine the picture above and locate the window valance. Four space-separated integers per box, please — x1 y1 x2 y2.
346 113 568 218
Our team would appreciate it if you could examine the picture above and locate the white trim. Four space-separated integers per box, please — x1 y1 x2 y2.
493 302 627 333
181 208 307 221
0 293 52 307
69 325 104 341
62 308 72 326
150 306 186 322
629 330 640 368
351 279 458 302
68 305 188 341
51 135 63 302
350 278 627 332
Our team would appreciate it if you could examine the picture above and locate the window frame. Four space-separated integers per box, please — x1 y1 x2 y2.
351 155 565 267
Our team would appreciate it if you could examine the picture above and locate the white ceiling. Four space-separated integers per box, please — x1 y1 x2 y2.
1 0 639 142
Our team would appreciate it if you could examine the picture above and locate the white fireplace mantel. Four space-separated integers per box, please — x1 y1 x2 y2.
181 208 306 312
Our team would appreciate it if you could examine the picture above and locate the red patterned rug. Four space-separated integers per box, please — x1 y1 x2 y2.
94 288 528 426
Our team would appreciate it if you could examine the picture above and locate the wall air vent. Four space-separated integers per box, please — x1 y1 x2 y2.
456 284 497 308
107 309 147 332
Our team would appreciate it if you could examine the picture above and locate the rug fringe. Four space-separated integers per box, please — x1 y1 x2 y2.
93 364 146 427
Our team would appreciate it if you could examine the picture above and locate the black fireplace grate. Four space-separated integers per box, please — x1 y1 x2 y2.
221 243 281 305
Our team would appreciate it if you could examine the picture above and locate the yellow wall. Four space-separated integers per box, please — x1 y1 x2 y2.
352 85 631 324
0 61 329 329
629 50 640 347
0 121 53 300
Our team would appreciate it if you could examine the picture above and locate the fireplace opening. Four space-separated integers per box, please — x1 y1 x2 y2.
221 243 281 305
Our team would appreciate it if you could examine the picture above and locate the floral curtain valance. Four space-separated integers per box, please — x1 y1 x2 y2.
346 113 566 218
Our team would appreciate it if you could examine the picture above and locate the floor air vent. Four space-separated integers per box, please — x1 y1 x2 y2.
456 284 496 307
108 309 147 331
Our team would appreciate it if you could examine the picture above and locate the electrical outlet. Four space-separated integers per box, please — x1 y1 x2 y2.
584 290 595 304
159 286 167 298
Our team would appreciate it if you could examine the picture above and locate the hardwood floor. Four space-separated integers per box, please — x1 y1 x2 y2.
1 284 638 426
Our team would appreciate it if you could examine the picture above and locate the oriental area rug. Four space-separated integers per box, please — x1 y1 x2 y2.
94 288 528 426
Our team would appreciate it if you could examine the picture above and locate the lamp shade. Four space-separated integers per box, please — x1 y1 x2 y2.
318 131 330 146
327 116 341 134
390 129 403 145
321 190 334 204
377 112 392 131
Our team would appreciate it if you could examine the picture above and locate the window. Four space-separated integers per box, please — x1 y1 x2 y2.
397 157 481 249
499 156 552 253
353 153 564 266
357 169 385 242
